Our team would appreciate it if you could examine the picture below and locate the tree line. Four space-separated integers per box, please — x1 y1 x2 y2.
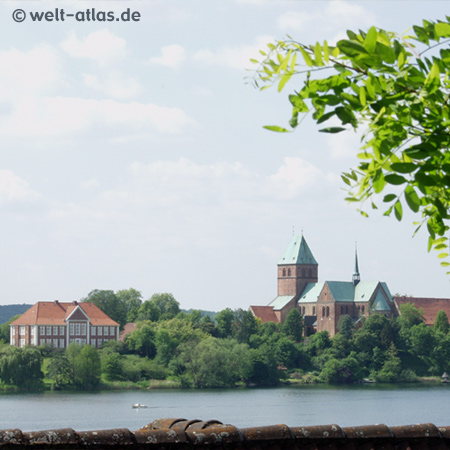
1 288 450 390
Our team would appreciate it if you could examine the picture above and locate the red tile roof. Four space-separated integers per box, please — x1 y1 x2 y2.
394 296 450 326
249 305 280 324
1 418 450 449
120 322 136 341
10 301 119 327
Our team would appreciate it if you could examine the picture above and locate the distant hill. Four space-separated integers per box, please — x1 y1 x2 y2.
0 304 31 324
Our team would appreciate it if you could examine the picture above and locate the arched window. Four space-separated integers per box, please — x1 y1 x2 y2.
282 268 286 277
362 305 365 314
322 306 325 316
326 306 330 317
313 306 316 315
345 306 349 314
287 268 291 276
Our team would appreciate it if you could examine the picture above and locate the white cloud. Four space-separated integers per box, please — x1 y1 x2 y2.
0 170 41 205
149 44 186 69
277 1 376 34
81 178 100 190
270 157 333 198
194 35 273 70
0 97 196 139
83 72 142 100
60 29 126 65
0 46 61 101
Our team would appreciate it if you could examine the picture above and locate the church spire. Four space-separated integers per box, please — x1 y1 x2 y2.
352 243 360 286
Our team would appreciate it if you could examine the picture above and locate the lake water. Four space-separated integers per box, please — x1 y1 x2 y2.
1 384 449 432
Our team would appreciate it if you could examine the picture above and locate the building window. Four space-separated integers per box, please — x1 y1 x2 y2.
104 327 109 336
341 306 344 314
12 327 16 336
313 306 316 315
98 339 102 346
322 306 325 316
91 339 96 348
362 306 365 314
60 339 65 348
81 323 86 335
60 326 65 335
345 306 349 314
19 326 25 335
53 339 58 348
282 268 286 276
309 268 312 277
40 326 45 335
47 326 51 335
69 323 74 335
30 336 36 346
110 327 115 336
75 323 80 335
326 307 330 317
53 326 58 335
287 268 291 276
20 338 25 348
30 327 35 336
47 339 52 345
98 327 103 336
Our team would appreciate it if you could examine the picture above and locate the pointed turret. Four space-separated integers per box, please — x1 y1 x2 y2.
353 244 361 286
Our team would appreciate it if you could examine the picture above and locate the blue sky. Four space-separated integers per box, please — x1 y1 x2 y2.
0 0 448 310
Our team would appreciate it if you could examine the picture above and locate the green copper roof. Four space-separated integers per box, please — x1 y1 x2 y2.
296 281 391 304
370 290 391 311
278 235 318 265
298 283 325 303
269 295 295 310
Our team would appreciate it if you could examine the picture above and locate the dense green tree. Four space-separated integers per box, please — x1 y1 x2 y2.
375 344 402 383
137 301 160 322
0 345 43 389
76 345 101 389
337 315 355 340
125 323 156 358
82 290 127 328
148 293 180 320
215 308 235 338
307 331 331 356
434 310 450 334
154 329 178 366
398 303 425 329
46 352 72 388
116 288 143 323
282 308 303 342
233 309 259 344
275 337 300 369
180 337 252 388
253 18 450 265
0 315 20 344
248 343 281 387
101 352 123 381
409 323 436 358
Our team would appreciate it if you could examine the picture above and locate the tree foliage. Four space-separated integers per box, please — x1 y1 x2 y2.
253 17 450 267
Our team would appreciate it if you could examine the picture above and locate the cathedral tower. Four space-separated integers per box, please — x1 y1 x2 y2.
277 235 318 298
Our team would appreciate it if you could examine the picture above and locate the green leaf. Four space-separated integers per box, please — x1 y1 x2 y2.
363 26 378 53
263 125 290 132
404 186 420 213
318 127 346 133
383 194 397 203
435 22 450 38
278 72 293 92
385 174 407 185
394 200 403 221
337 39 368 57
314 42 323 66
300 47 313 67
390 162 417 174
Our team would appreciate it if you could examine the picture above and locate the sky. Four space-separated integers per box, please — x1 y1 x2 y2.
0 0 449 311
